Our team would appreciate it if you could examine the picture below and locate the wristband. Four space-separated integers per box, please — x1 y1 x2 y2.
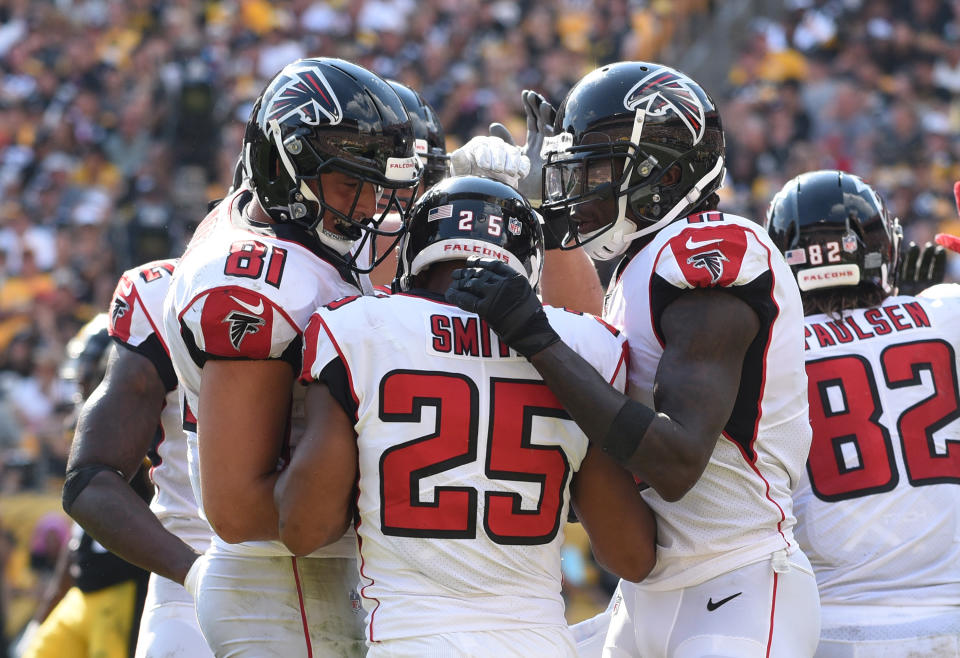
601 400 655 464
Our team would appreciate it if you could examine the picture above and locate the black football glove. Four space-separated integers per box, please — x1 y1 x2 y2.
445 257 560 358
897 240 946 296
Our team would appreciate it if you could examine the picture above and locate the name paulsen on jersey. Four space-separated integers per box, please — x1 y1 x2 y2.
428 313 516 359
804 301 931 350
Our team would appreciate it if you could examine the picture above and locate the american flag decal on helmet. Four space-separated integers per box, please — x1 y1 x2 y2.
623 69 706 145
266 64 343 127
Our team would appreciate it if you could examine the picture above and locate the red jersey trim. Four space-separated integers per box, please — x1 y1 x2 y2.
356 527 381 643
610 341 629 387
723 430 790 549
290 557 314 658
765 571 779 658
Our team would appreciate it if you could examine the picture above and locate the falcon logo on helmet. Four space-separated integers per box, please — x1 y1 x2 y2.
266 64 342 127
687 249 728 283
224 311 265 350
623 69 706 145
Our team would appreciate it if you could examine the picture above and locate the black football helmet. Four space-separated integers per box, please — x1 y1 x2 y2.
59 313 111 402
541 61 725 261
395 176 543 292
387 80 448 189
766 170 901 297
242 58 422 271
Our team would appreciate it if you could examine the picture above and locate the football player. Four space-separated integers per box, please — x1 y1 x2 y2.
446 61 821 656
766 170 960 657
61 258 214 658
276 175 656 657
25 315 152 658
162 57 421 657
369 80 605 314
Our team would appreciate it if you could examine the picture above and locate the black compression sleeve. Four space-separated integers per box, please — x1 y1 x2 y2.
600 400 655 464
62 464 125 515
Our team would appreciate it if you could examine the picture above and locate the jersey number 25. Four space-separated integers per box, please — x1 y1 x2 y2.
378 370 569 546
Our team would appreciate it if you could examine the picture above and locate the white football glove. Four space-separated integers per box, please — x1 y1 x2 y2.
183 553 207 600
449 135 530 187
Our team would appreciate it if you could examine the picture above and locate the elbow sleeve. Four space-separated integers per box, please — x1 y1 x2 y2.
600 400 655 465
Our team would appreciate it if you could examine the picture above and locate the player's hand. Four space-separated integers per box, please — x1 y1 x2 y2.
515 89 557 206
445 257 560 358
449 135 530 187
898 240 946 296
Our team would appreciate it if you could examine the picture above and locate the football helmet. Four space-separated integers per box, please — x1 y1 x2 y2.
541 61 725 261
242 57 422 271
387 80 448 189
765 170 901 296
395 175 543 291
60 313 111 401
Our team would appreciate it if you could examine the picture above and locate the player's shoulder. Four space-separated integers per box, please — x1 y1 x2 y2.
546 306 625 350
174 227 345 313
110 258 178 336
918 283 960 303
119 258 178 288
640 210 775 289
313 289 394 327
915 284 960 324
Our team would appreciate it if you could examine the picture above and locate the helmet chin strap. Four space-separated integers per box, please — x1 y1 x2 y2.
269 118 356 256
621 154 726 242
581 109 646 261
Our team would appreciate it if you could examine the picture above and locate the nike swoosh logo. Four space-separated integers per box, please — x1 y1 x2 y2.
706 592 742 611
229 295 264 315
686 236 723 250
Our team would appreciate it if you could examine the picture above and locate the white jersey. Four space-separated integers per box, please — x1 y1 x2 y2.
301 291 628 643
604 210 811 590
163 188 371 558
794 284 960 607
107 259 211 553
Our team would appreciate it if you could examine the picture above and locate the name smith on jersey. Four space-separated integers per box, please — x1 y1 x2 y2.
429 313 515 359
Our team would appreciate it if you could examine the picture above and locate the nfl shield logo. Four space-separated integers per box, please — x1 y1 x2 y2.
842 233 858 253
508 218 522 236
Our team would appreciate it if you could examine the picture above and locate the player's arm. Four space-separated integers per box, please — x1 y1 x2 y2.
446 259 759 501
539 248 602 314
274 381 357 556
64 346 200 584
198 359 293 543
571 446 656 582
531 289 757 500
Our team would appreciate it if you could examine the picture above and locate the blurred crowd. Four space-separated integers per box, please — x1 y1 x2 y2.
0 0 959 647
721 0 960 247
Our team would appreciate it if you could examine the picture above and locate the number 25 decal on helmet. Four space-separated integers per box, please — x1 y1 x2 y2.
394 176 544 292
542 61 725 261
